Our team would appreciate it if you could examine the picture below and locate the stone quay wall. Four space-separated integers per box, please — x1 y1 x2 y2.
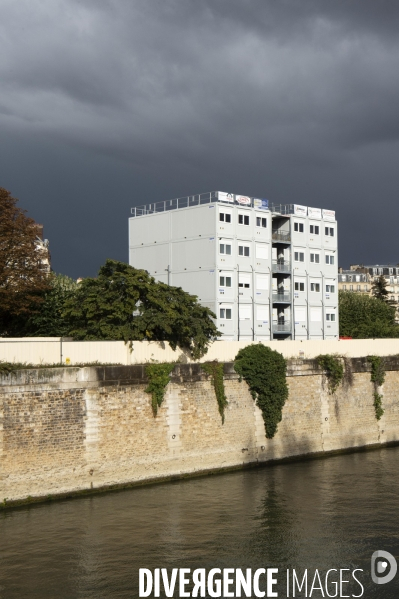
1 357 399 506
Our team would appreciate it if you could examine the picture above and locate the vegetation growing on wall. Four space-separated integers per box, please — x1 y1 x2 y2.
367 356 385 420
367 355 386 387
200 361 228 424
373 392 384 421
316 354 344 394
145 363 175 416
234 344 288 439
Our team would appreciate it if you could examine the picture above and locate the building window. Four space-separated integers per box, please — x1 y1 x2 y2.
364 285 368 291
325 227 335 236
350 285 353 291
310 253 320 263
310 283 320 292
294 222 304 232
325 255 335 265
238 214 250 225
219 213 231 223
309 224 319 235
219 276 232 287
357 285 361 291
220 308 232 320
326 284 335 293
326 313 336 321
238 245 250 257
219 243 232 255
294 252 304 262
343 285 347 290
256 217 267 228
295 282 305 291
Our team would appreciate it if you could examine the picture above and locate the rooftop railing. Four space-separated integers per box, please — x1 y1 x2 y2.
130 192 219 217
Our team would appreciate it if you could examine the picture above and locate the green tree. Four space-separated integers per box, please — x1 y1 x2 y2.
24 273 78 336
339 290 399 338
63 259 219 359
0 187 51 335
371 275 396 306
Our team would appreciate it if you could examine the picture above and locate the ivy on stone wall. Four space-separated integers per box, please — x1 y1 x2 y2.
367 356 385 420
316 354 344 395
145 363 175 416
367 355 386 387
373 392 384 421
234 344 288 439
200 361 228 424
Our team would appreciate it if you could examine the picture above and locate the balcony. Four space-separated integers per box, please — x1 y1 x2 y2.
272 230 291 243
272 292 291 303
272 259 291 273
272 320 291 333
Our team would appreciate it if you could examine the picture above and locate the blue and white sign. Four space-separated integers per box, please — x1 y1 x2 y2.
254 198 269 210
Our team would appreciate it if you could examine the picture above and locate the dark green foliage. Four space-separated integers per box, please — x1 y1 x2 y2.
63 259 219 359
23 273 78 336
316 354 344 394
367 355 386 387
234 344 288 439
0 360 123 373
339 290 399 338
373 392 384 420
0 362 18 374
201 361 228 423
367 356 385 421
372 275 396 306
145 363 175 416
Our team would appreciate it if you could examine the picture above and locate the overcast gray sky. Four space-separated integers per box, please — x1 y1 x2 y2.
1 0 399 278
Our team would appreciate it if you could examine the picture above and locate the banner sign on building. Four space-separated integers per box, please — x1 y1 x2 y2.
322 209 335 221
308 207 322 219
254 198 269 210
293 204 307 216
218 191 235 203
236 195 251 205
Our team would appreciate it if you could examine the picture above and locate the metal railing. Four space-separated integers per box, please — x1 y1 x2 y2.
271 204 295 215
272 230 291 243
272 260 291 273
130 192 219 217
130 191 306 218
272 293 291 303
272 320 291 333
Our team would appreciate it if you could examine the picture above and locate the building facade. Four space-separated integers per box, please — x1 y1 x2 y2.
339 264 399 304
129 191 338 341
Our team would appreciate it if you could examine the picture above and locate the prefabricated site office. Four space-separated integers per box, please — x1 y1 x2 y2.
129 191 338 341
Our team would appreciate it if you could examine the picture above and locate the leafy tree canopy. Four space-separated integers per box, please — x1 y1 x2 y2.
339 290 399 338
0 187 51 335
63 259 219 359
23 273 78 337
371 274 396 306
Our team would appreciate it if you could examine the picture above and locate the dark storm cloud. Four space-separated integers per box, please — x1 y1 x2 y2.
1 0 399 276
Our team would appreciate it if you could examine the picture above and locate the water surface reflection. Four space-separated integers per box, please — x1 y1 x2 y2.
1 447 398 597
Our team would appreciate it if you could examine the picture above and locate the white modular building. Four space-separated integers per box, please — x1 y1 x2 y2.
129 191 338 341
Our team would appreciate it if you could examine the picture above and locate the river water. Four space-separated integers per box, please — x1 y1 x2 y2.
1 447 399 598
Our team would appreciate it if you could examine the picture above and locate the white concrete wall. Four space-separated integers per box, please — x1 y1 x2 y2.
2 337 399 365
